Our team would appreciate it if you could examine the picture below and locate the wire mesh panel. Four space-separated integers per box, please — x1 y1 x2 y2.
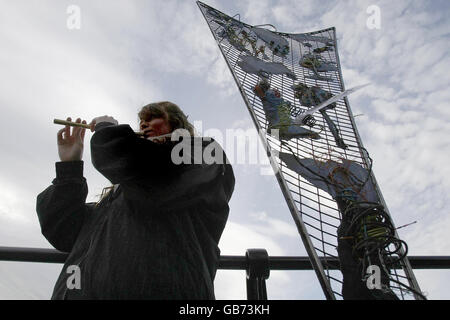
197 1 423 300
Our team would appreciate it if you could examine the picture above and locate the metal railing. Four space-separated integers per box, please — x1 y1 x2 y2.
1 246 449 300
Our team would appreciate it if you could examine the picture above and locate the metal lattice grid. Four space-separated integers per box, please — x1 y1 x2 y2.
197 1 422 300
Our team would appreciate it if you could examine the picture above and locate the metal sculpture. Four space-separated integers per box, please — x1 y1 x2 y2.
197 1 423 300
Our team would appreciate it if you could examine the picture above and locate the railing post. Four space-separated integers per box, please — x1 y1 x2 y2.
246 248 270 300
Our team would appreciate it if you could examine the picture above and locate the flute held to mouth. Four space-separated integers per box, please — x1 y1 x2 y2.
55 115 175 163
54 117 176 142
54 118 145 136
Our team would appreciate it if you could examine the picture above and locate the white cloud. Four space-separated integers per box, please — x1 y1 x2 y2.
249 211 299 238
220 221 287 255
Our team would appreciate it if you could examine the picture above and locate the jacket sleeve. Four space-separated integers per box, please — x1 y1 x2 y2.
90 123 175 184
90 124 235 208
36 161 89 252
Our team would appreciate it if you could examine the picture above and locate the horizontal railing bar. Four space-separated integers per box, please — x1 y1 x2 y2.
1 247 450 270
0 246 67 263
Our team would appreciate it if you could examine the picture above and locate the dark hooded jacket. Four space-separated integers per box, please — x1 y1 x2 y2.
36 123 235 299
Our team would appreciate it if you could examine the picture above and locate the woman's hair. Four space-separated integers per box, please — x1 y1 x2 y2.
138 101 195 136
97 101 195 205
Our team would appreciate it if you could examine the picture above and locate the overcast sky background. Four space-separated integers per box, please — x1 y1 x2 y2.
0 0 449 300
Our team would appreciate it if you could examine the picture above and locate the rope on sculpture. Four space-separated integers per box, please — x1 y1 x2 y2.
280 141 426 299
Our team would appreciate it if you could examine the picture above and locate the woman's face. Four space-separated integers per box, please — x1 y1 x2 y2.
139 117 172 139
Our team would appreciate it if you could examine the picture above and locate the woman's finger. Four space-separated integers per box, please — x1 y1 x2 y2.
65 117 72 138
57 128 65 143
89 119 96 132
80 120 87 140
73 118 82 138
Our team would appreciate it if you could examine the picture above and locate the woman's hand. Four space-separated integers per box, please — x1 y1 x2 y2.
57 117 87 162
89 115 119 132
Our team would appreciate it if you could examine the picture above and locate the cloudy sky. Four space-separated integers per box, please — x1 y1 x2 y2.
0 0 449 300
